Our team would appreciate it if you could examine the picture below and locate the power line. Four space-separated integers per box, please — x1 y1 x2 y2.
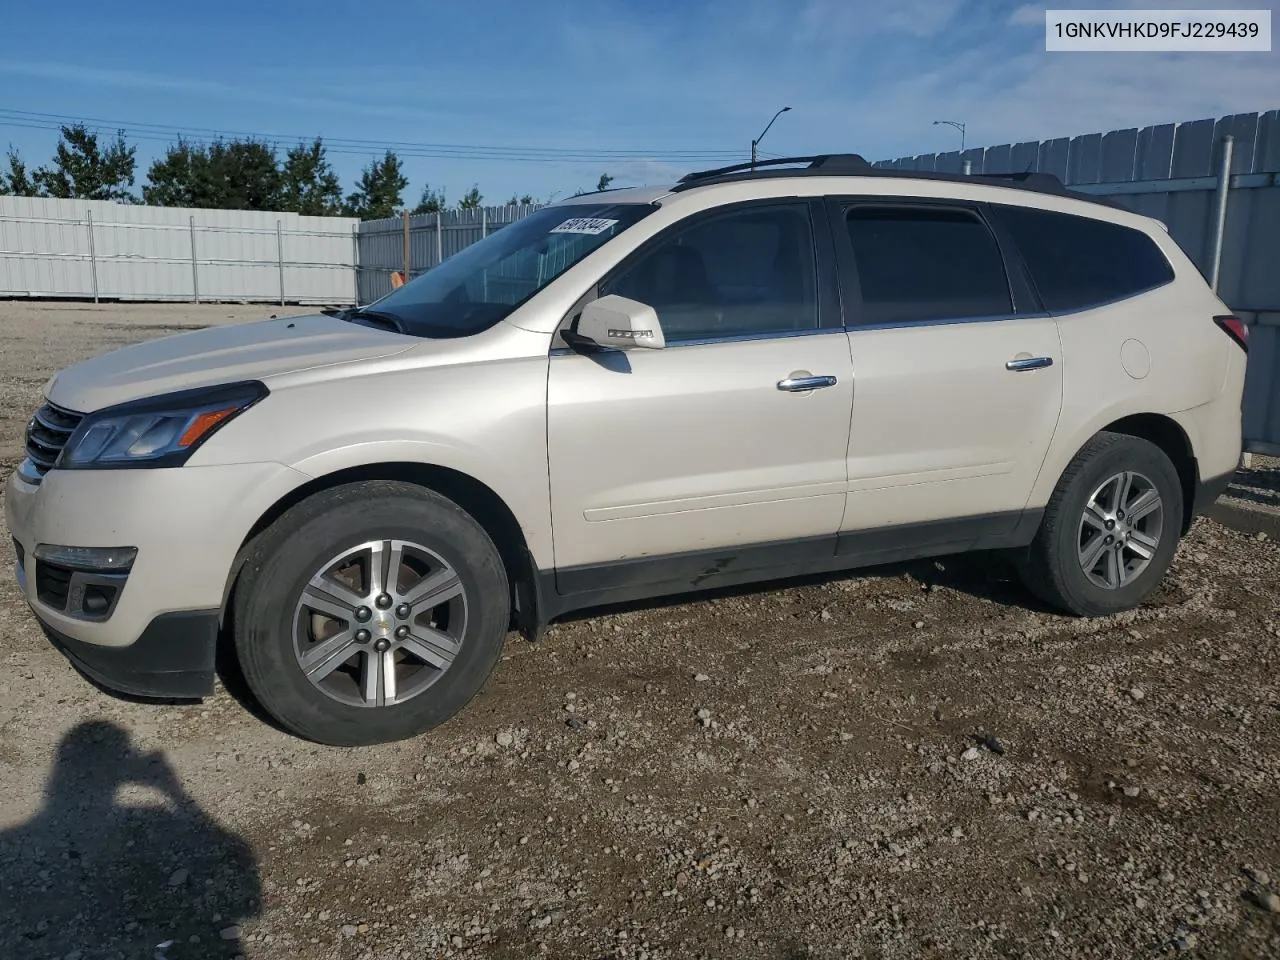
0 108 740 165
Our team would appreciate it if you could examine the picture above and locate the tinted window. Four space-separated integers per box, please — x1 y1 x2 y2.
845 206 1012 325
997 206 1174 313
602 203 818 342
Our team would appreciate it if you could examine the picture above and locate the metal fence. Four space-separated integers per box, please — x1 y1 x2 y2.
876 109 1280 454
0 196 359 305
355 205 538 304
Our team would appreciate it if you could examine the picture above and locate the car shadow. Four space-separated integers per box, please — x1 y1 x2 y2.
0 720 262 959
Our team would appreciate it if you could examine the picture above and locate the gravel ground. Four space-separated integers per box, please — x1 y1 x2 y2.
1 302 1278 960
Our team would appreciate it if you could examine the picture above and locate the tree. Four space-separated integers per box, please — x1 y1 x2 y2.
280 139 342 216
142 139 203 207
207 140 282 211
344 150 408 220
32 124 136 201
143 138 282 210
411 184 446 215
506 193 535 206
457 185 482 210
3 148 39 196
596 173 613 192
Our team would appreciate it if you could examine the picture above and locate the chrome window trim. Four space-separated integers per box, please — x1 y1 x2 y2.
847 311 1052 333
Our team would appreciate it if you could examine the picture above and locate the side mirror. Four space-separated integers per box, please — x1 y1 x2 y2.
568 294 666 351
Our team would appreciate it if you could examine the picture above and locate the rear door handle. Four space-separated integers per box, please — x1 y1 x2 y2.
777 375 838 392
1005 356 1054 372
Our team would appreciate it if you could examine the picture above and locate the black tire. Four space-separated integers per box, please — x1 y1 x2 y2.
233 481 510 746
1020 432 1184 617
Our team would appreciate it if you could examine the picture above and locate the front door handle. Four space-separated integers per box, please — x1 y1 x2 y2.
777 375 838 392
1005 356 1054 372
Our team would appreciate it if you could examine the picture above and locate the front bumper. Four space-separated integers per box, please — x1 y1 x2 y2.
7 459 307 686
39 609 220 698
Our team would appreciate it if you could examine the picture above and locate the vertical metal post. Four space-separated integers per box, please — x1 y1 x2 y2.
351 223 360 306
435 211 443 266
276 219 286 306
1208 134 1235 294
402 210 411 283
962 159 973 176
85 210 99 303
481 207 487 238
189 216 200 303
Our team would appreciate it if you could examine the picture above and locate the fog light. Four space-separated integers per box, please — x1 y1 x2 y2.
33 544 137 573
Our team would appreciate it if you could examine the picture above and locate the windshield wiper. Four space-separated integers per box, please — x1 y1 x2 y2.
323 306 407 334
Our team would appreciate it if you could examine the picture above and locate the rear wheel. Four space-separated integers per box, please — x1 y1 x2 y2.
233 481 509 746
1020 432 1184 616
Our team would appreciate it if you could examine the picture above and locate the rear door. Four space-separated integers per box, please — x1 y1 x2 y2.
829 197 1064 548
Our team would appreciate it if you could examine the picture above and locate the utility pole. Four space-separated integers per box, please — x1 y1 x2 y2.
751 106 792 168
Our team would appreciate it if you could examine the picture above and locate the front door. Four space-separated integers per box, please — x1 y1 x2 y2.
546 200 853 593
830 199 1064 544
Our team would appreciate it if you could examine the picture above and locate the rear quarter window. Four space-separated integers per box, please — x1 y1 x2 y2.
995 206 1175 313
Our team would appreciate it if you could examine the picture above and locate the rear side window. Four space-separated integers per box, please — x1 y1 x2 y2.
996 206 1175 313
845 206 1012 325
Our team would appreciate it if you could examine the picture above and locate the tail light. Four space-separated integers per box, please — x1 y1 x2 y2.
1214 314 1249 353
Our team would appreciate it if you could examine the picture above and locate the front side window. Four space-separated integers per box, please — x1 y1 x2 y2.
845 205 1013 325
365 203 655 338
995 205 1175 313
601 203 819 342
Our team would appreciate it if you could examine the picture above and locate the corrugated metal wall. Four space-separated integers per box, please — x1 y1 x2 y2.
0 196 359 304
355 205 537 304
877 110 1280 453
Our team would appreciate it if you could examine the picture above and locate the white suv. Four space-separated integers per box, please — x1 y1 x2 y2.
7 155 1247 745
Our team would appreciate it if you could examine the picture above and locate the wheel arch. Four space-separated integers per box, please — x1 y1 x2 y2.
1098 413 1197 534
220 462 544 640
1040 412 1197 534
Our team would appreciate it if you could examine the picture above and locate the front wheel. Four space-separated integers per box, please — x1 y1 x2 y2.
1020 432 1184 616
233 481 510 746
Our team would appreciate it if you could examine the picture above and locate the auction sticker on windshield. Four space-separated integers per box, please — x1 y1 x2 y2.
550 218 620 235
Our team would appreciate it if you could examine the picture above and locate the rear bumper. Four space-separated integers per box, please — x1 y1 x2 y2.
38 609 219 699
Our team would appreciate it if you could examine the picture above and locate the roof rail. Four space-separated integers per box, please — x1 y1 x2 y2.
675 154 873 186
973 171 1070 192
670 155 1123 209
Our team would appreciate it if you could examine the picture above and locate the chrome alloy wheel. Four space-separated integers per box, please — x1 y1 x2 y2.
291 539 467 707
1077 470 1164 590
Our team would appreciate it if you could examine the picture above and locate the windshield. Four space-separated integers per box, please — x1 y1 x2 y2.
360 203 655 338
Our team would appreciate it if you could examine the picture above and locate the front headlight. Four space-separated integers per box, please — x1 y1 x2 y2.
58 380 268 469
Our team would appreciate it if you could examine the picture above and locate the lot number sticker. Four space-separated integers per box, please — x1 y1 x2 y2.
550 218 619 235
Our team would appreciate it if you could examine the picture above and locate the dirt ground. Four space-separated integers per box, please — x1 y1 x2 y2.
1 302 1278 960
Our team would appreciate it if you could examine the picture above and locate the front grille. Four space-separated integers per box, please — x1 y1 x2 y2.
19 401 83 485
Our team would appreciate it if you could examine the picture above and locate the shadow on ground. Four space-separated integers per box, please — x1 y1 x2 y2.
0 720 260 959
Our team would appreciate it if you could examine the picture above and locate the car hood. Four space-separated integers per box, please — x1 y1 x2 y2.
45 313 418 413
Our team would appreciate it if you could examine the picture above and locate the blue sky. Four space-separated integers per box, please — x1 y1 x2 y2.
3 0 1278 205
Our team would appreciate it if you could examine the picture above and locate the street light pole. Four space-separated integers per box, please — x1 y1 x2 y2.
932 119 966 153
752 106 792 168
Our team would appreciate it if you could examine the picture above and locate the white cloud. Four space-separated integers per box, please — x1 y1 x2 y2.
1008 4 1043 27
840 48 1279 161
